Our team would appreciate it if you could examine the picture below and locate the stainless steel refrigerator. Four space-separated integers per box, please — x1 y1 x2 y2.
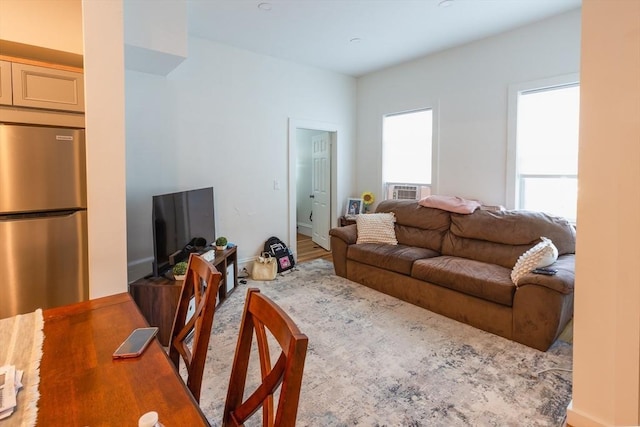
0 124 88 318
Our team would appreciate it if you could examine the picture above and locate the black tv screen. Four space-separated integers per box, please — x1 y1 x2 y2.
152 187 215 277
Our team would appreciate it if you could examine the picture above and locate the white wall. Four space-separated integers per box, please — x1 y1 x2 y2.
356 9 581 207
123 0 187 75
83 0 128 298
0 0 83 55
126 37 356 280
567 0 640 425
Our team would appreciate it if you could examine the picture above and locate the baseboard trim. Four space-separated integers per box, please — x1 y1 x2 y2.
297 222 312 237
566 401 610 427
128 256 153 283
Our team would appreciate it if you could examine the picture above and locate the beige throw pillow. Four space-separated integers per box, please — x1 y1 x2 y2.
511 237 559 285
356 213 398 245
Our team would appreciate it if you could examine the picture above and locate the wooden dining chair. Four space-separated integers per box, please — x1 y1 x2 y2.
169 252 223 403
223 288 308 427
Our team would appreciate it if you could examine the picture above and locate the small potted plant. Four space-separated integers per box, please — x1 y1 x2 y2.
172 261 188 280
215 236 228 251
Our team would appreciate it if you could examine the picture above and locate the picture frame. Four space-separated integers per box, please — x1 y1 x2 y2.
345 198 363 217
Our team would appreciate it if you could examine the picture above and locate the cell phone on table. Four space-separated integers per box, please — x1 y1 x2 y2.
112 327 159 359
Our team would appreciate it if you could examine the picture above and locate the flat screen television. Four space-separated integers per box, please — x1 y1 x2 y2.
152 187 215 277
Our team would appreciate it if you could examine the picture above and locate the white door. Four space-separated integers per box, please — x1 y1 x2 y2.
311 132 331 250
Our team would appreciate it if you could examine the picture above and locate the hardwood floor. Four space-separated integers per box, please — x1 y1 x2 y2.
296 233 333 264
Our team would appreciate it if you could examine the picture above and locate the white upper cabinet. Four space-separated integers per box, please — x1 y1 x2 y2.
11 63 84 113
0 61 12 106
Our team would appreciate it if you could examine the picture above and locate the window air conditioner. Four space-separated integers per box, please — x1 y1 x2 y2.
386 184 431 201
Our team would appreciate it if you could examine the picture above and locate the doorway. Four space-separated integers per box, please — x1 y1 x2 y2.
288 119 339 259
296 129 332 250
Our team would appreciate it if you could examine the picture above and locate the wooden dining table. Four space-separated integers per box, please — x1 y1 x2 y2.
38 292 210 426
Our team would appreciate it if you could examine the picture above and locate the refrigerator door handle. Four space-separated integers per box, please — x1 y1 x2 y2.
0 209 82 221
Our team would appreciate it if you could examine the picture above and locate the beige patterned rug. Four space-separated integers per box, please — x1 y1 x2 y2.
197 259 572 426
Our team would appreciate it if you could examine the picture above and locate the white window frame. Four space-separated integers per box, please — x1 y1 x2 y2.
506 73 579 211
381 105 439 199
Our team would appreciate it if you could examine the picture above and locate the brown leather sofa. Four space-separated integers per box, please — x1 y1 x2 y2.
329 200 576 351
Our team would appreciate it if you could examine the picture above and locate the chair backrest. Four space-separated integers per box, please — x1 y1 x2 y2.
169 252 222 402
223 288 308 427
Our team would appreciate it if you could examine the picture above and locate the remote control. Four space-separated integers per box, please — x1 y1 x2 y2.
532 267 558 275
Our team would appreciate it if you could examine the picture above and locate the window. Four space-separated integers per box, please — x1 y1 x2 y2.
508 76 579 222
382 109 434 200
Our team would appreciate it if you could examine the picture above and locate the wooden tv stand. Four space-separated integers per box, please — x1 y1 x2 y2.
129 246 238 346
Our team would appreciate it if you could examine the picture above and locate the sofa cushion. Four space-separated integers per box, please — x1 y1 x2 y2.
448 210 576 254
348 244 440 276
510 237 559 285
412 256 515 306
441 232 533 269
441 209 576 268
376 200 450 252
356 213 398 245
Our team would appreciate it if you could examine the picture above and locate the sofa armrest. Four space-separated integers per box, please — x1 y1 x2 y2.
512 254 575 350
329 224 357 244
329 225 357 278
512 284 574 351
514 254 575 294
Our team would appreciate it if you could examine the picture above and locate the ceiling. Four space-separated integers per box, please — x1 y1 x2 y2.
187 0 581 77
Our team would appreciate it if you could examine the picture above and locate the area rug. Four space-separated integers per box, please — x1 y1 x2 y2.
197 259 572 426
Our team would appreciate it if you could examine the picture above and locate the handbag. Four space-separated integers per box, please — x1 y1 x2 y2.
252 253 277 281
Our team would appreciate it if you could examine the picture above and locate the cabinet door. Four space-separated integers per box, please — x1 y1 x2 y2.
11 63 84 112
0 61 11 106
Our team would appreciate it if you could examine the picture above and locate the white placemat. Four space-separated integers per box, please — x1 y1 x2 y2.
0 309 43 427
